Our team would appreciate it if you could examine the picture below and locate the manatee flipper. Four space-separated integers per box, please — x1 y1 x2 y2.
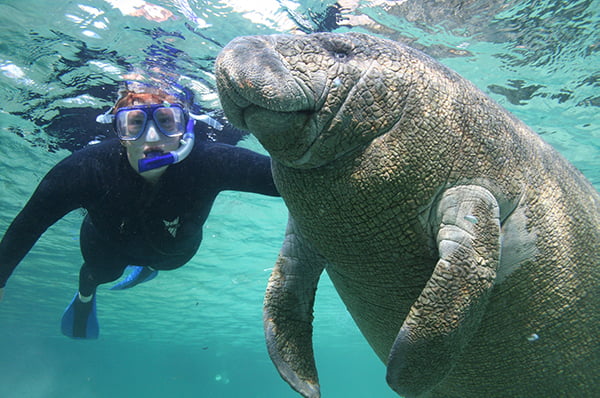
263 216 327 398
387 185 501 397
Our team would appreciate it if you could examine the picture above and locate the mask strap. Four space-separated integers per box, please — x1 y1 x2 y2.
96 107 115 124
189 112 224 131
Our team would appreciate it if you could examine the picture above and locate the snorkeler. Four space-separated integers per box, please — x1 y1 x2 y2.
0 82 279 339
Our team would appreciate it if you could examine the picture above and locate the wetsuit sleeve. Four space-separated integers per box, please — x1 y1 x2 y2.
213 145 280 196
0 157 86 287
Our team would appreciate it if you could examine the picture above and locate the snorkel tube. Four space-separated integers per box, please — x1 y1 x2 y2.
138 118 195 172
137 112 224 173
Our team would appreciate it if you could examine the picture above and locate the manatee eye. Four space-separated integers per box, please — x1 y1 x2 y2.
333 51 348 60
323 37 354 62
331 46 352 62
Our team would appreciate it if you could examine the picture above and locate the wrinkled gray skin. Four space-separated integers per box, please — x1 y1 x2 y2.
215 32 600 398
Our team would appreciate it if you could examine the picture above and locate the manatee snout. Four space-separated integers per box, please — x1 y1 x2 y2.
216 35 321 165
216 36 314 115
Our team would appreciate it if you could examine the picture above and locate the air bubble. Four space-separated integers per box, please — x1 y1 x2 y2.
464 215 478 224
526 333 539 342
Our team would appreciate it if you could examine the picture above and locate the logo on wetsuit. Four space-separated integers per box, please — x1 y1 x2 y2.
163 217 181 238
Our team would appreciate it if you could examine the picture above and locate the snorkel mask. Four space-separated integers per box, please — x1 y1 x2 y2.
96 84 223 172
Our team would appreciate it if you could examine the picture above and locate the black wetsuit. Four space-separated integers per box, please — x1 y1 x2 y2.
0 138 278 295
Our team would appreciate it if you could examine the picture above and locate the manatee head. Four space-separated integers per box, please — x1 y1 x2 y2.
216 32 432 169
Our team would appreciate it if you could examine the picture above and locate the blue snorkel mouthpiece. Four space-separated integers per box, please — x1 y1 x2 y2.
138 118 196 173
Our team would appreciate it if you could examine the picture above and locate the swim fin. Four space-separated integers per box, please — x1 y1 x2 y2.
110 265 158 290
61 293 99 339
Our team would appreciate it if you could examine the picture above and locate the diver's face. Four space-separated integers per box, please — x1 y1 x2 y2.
121 119 181 178
114 92 184 182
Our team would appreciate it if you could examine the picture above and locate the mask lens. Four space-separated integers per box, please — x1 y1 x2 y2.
116 109 147 140
154 106 184 137
114 104 186 140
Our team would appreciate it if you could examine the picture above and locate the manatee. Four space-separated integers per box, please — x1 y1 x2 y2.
215 32 600 398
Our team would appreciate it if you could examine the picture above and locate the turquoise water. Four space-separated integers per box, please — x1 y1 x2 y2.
0 1 598 397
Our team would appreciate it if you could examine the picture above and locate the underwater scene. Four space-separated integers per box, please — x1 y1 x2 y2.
0 0 598 397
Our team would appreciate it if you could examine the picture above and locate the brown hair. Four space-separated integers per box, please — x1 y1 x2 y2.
112 90 181 113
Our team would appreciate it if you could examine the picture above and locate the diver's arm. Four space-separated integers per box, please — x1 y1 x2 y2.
0 158 84 290
216 145 280 196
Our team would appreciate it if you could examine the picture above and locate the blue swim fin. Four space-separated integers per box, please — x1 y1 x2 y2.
61 293 99 339
110 266 158 290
